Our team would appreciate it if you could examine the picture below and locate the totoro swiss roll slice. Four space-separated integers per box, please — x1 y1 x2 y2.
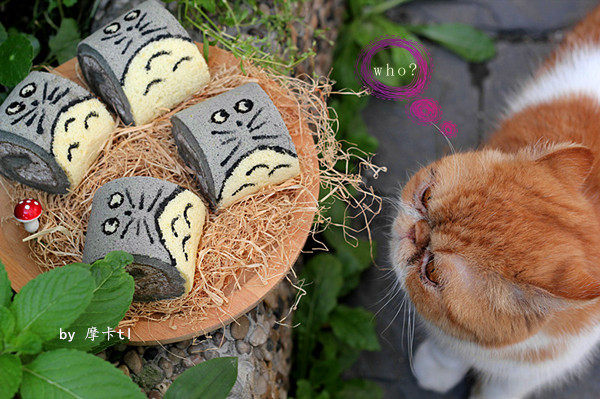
171 82 301 209
77 0 210 126
83 177 206 301
0 71 114 194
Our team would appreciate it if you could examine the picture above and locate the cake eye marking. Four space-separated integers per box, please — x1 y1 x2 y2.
67 142 80 162
124 210 132 216
143 79 163 96
20 83 37 98
125 188 135 207
103 22 120 35
221 142 240 167
246 164 269 176
120 218 135 239
108 192 124 209
124 9 140 21
84 111 99 129
232 183 256 197
182 235 191 261
183 203 193 228
6 101 25 116
64 117 76 132
147 188 163 212
246 107 264 129
171 216 180 238
143 219 154 244
102 218 120 235
268 163 291 176
173 56 192 72
234 99 253 113
211 109 229 124
251 134 279 141
145 50 171 71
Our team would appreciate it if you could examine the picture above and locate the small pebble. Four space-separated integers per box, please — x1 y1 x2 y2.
212 332 224 346
249 326 268 346
236 341 251 354
231 317 250 340
148 390 161 399
167 348 186 363
176 339 191 349
158 358 173 379
254 375 268 396
183 358 195 368
189 354 203 366
124 350 143 375
118 364 130 377
203 349 218 360
96 351 107 360
188 344 203 354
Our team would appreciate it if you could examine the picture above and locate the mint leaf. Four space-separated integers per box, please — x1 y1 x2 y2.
165 357 237 399
0 34 33 87
21 349 145 399
0 260 12 307
409 23 495 62
295 254 343 379
0 353 21 399
45 252 134 351
330 305 380 351
9 330 42 355
11 265 94 341
22 34 40 60
49 18 80 64
0 305 16 346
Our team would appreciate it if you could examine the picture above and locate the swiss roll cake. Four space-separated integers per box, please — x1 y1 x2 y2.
77 0 210 126
82 177 206 301
171 82 300 209
0 71 114 194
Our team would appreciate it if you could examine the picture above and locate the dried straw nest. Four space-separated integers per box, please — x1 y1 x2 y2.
1 56 384 328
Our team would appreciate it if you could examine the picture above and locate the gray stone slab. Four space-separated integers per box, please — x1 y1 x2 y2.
363 46 479 195
389 0 597 34
482 41 554 138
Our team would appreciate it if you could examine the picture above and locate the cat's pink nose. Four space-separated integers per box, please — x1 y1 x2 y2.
413 219 431 251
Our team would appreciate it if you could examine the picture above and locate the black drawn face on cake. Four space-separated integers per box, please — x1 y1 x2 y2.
0 72 113 192
171 82 301 208
99 8 166 57
82 177 205 299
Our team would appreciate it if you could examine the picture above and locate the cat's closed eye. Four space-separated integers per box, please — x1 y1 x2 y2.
417 185 432 214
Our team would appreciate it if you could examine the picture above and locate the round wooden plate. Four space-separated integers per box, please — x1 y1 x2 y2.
0 45 319 345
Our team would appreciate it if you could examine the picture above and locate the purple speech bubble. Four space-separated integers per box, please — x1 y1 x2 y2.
355 36 432 101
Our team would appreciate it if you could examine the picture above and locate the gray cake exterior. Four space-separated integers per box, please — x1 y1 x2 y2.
0 71 112 194
77 0 209 125
83 176 205 301
171 82 300 209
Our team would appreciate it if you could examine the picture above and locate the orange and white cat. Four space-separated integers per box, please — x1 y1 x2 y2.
391 6 600 399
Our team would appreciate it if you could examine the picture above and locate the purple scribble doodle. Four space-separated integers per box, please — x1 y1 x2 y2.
355 36 431 101
439 121 458 138
406 98 442 126
355 35 459 138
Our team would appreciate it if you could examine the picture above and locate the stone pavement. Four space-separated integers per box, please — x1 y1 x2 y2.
345 1 600 398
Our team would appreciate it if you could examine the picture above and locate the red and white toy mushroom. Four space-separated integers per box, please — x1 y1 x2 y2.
14 199 42 233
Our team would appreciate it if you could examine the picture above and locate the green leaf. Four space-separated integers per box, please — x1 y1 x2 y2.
49 18 81 64
21 349 145 399
295 379 313 399
334 379 383 399
0 22 7 44
11 264 94 341
409 23 495 62
9 330 42 355
22 34 41 60
46 252 134 351
0 34 33 87
0 306 16 346
329 305 380 351
164 357 237 399
295 254 343 379
0 260 12 307
63 0 78 7
0 353 21 399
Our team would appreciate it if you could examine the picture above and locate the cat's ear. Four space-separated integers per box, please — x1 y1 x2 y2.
527 263 600 300
534 144 594 188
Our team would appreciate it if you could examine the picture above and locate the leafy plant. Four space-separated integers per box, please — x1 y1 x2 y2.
0 253 239 399
0 0 93 101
